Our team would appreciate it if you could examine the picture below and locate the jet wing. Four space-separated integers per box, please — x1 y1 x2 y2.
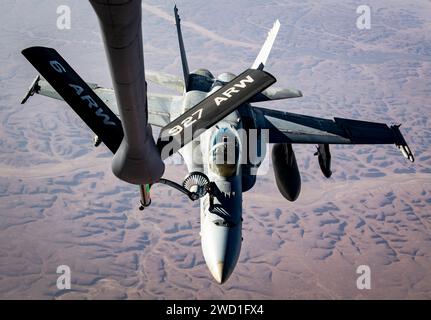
252 106 414 161
92 88 182 128
23 76 181 128
146 71 184 94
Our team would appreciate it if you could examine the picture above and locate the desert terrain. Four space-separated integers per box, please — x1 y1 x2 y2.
0 0 430 299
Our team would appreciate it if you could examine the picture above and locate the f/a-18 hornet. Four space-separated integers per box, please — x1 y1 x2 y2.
21 0 414 284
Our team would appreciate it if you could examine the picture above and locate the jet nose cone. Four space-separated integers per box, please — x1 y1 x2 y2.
201 218 242 284
210 262 227 284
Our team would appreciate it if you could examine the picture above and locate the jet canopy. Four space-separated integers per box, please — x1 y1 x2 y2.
208 127 240 177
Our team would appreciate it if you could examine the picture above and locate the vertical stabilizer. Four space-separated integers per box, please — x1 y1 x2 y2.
174 5 190 91
251 20 281 70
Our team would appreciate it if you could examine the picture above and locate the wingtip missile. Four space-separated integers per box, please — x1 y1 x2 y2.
21 75 40 104
391 124 415 163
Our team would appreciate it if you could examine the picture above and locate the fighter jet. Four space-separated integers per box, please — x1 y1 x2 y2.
21 1 414 284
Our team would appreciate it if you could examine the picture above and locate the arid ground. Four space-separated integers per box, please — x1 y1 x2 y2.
0 0 430 299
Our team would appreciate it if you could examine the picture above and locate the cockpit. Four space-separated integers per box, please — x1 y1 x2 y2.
208 127 240 177
188 69 215 92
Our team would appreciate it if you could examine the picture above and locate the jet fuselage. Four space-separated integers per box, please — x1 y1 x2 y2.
179 69 261 283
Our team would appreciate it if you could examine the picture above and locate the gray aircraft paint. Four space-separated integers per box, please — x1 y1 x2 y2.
179 75 248 283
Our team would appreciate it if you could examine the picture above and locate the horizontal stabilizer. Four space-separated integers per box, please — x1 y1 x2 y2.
157 68 276 159
22 46 124 153
249 86 303 103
